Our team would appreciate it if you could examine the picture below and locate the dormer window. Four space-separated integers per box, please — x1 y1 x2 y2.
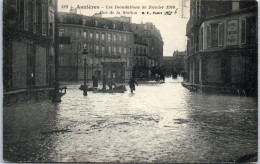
95 20 98 26
113 23 116 29
82 18 86 25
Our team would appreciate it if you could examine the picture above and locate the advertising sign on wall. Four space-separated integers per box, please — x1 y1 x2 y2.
227 20 238 46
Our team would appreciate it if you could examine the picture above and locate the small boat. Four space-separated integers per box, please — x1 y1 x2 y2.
94 89 126 93
94 85 127 93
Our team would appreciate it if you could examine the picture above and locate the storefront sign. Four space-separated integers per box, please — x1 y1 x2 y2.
227 20 238 46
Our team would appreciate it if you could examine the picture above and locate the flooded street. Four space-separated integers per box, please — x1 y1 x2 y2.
3 78 257 163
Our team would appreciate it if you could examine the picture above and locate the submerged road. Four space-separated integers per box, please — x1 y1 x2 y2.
3 78 257 162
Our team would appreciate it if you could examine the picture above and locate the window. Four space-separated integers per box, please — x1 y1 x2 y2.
95 45 99 54
136 26 138 30
82 18 86 25
95 33 99 40
83 32 87 39
83 44 87 49
129 48 132 54
144 48 146 55
136 58 139 66
108 46 112 55
128 36 131 41
113 23 116 29
79 30 82 38
49 23 53 36
241 19 246 44
68 29 72 36
102 33 105 41
218 23 223 46
124 35 127 42
77 43 81 50
95 20 98 26
76 30 79 37
59 29 64 37
42 4 47 35
119 47 122 53
59 44 65 51
101 46 105 55
113 47 117 55
151 47 154 51
199 27 203 50
124 48 127 54
90 32 93 39
206 25 211 47
119 35 122 41
136 47 139 54
24 0 28 30
90 43 94 53
113 34 117 42
32 0 37 33
144 25 147 29
108 33 111 41
211 24 218 47
140 47 143 55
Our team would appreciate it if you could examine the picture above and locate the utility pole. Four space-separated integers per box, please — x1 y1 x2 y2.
82 49 88 96
52 0 61 102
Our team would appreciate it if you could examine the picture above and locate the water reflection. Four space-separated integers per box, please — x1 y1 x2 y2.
3 77 257 162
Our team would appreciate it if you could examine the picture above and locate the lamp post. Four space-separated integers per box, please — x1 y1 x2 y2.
52 0 61 102
82 48 88 96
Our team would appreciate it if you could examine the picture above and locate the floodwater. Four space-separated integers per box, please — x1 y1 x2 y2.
3 78 257 162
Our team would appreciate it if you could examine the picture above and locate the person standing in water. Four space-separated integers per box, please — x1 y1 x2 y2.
128 77 138 93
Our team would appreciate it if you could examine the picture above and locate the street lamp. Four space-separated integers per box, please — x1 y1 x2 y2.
82 48 88 96
52 0 61 102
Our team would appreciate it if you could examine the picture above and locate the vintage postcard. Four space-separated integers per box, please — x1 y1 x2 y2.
2 0 258 163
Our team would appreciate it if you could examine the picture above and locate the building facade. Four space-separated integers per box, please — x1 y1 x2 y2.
58 12 134 83
172 50 186 74
162 56 175 76
132 37 150 79
3 0 57 103
186 0 257 96
131 22 164 68
58 12 164 82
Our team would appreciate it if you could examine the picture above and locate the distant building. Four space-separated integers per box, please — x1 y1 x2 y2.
3 0 57 104
186 0 257 96
58 12 134 83
58 11 163 82
131 22 164 67
162 57 175 76
172 50 186 74
162 51 186 76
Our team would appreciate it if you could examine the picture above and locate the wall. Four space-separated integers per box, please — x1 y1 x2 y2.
35 46 47 86
12 41 27 89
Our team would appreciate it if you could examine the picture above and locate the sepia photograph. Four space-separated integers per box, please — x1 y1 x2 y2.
2 0 258 163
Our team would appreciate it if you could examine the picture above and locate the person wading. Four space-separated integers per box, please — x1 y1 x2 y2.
128 77 138 93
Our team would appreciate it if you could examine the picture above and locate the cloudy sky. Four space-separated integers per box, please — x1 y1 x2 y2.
58 0 190 56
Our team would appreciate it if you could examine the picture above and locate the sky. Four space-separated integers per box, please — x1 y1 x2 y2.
58 0 190 56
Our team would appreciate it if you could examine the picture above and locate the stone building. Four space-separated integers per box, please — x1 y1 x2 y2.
58 12 164 82
185 0 257 96
132 37 150 79
3 0 57 104
172 50 186 74
162 56 175 76
58 12 134 83
131 22 164 68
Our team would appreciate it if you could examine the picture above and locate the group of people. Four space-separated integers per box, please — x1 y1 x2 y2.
100 73 138 93
100 73 116 90
154 73 165 82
